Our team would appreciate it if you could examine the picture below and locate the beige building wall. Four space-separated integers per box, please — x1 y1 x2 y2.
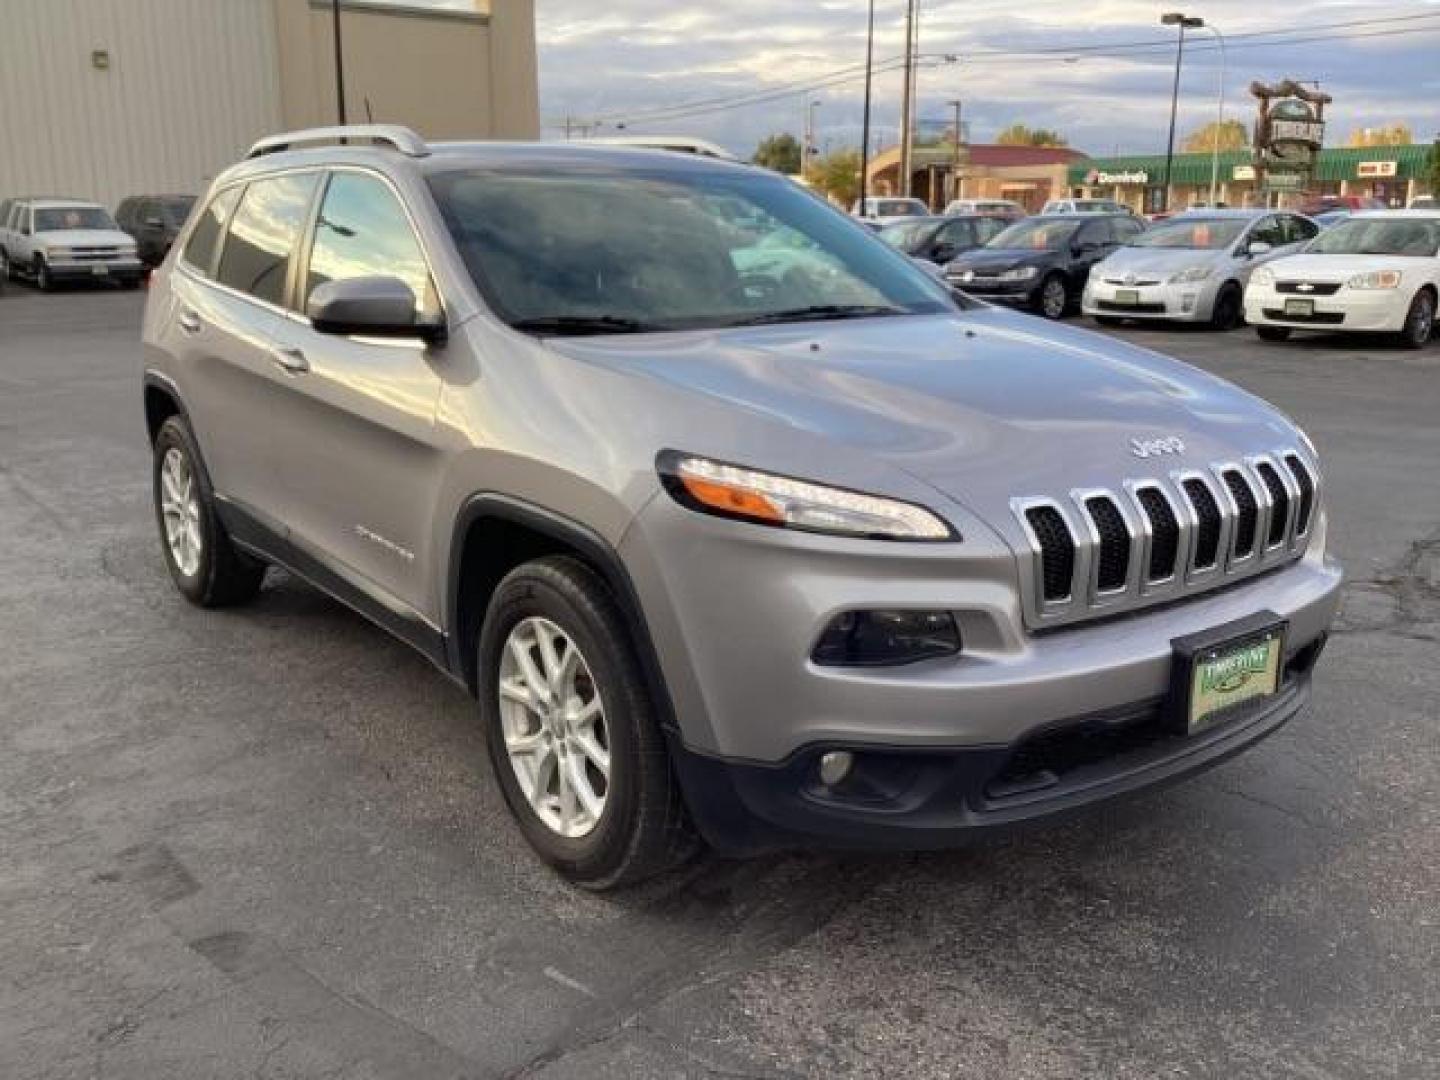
270 0 538 140
0 0 539 211
0 0 283 209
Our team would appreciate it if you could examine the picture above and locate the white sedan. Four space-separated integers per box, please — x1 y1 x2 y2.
1244 211 1440 349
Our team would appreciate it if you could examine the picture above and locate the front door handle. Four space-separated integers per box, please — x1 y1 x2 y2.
271 347 310 375
177 309 202 335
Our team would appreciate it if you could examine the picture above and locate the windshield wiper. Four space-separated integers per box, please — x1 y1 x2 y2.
729 304 907 326
510 315 663 336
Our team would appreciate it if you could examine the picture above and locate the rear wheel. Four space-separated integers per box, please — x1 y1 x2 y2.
1037 273 1069 320
0 249 12 281
1256 325 1292 342
1397 289 1435 349
479 556 694 889
151 416 266 607
1209 283 1244 331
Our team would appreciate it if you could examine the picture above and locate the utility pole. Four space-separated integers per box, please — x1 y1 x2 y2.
949 98 963 203
331 0 347 125
899 0 917 197
858 0 876 213
1160 12 1203 212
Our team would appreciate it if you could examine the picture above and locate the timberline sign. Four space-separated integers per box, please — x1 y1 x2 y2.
1251 80 1331 201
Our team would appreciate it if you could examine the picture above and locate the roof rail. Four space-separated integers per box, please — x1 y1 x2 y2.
245 125 430 160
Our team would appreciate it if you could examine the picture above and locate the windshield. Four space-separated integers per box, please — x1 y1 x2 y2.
987 218 1078 251
878 219 940 250
1307 217 1440 257
428 167 954 333
35 207 116 231
874 199 925 217
1129 218 1247 250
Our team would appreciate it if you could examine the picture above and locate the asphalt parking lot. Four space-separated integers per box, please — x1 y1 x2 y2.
1 283 1437 1080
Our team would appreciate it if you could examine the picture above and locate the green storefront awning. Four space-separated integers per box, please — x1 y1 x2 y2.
1069 145 1433 186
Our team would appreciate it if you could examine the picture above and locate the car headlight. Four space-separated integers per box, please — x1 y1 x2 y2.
1251 267 1275 288
1168 265 1212 285
1346 270 1401 290
997 265 1039 282
45 246 71 259
658 452 955 541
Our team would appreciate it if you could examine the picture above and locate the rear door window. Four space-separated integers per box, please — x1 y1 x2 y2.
216 173 320 306
182 187 242 277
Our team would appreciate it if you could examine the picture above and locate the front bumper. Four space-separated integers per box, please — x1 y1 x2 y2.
1084 276 1218 322
1244 284 1407 332
671 664 1320 854
946 275 1038 306
45 258 143 283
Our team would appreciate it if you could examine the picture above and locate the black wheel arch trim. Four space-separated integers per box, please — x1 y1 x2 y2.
445 493 680 732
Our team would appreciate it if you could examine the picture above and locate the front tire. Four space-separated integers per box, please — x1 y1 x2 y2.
34 257 52 291
479 556 694 889
1036 273 1069 320
1209 283 1243 331
151 416 266 607
1256 325 1292 342
1398 289 1436 349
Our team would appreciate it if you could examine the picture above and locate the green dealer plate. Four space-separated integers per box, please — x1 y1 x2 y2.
1187 627 1284 733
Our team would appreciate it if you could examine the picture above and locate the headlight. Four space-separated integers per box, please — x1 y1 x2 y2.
45 246 71 259
997 265 1039 282
658 452 955 541
1168 265 1212 285
1251 267 1275 288
1346 270 1401 290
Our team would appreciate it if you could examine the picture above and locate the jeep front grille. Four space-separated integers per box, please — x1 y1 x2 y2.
1014 450 1318 627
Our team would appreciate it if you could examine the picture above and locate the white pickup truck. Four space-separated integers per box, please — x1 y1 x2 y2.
0 198 143 290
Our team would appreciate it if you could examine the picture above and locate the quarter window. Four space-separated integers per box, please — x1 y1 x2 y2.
183 187 242 277
304 172 433 317
216 173 320 306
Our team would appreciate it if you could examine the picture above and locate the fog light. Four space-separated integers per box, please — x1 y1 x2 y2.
818 750 854 787
812 610 961 667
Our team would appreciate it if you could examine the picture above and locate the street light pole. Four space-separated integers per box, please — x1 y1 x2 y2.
948 98 963 204
331 0 347 126
858 0 876 214
1199 24 1227 206
899 0 917 198
1160 12 1203 212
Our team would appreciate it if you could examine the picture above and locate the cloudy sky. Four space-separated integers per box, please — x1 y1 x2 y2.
424 0 1440 158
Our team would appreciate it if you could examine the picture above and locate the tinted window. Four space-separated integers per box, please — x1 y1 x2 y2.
182 186 241 277
1113 216 1145 241
216 173 319 306
937 219 975 247
1250 216 1286 247
1075 219 1111 246
1282 215 1318 244
34 207 116 231
161 197 196 226
305 172 432 317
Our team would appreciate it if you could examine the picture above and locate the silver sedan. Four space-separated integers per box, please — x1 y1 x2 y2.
1083 209 1319 329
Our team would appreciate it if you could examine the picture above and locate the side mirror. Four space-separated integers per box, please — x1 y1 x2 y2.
930 241 958 262
307 276 446 344
1247 241 1273 257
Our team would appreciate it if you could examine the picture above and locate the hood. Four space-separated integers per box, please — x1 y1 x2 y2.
34 229 134 248
1094 245 1225 277
1262 252 1416 281
946 248 1056 274
545 308 1300 531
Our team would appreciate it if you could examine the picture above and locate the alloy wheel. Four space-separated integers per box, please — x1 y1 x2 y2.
1041 276 1067 319
158 446 203 576
1410 294 1435 345
497 616 610 839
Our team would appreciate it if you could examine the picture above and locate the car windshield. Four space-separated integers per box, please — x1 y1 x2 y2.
875 200 925 217
428 166 955 333
878 219 940 250
987 218 1079 251
1129 218 1247 250
34 207 116 231
1306 217 1440 257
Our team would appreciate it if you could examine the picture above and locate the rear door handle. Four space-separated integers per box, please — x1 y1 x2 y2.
271 347 310 375
177 309 202 334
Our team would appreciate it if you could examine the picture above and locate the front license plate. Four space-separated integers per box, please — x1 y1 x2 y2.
1284 297 1313 317
91 264 109 276
1170 614 1287 734
1114 289 1140 306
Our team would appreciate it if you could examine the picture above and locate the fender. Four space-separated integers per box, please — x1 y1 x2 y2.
445 493 680 731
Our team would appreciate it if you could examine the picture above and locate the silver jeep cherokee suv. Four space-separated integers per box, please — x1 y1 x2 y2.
141 126 1341 888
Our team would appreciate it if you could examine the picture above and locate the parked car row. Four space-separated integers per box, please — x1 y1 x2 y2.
0 192 196 291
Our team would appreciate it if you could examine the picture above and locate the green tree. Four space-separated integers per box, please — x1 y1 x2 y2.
752 132 803 174
805 148 863 207
995 123 1068 148
1182 119 1249 154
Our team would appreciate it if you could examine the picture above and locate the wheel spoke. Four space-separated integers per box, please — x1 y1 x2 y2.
573 732 609 780
565 753 603 823
499 676 542 714
535 624 565 688
508 634 551 704
504 725 547 757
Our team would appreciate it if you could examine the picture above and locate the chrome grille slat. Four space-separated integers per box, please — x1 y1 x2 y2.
1014 447 1318 627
